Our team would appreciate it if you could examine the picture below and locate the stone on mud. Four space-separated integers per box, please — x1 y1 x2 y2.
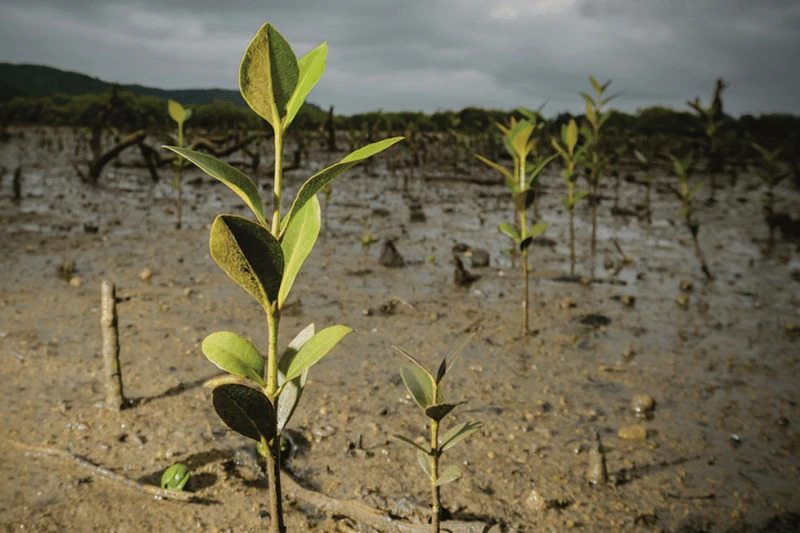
378 239 405 268
618 424 647 440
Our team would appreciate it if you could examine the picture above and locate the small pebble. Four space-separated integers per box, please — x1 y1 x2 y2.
679 280 693 292
622 294 636 307
139 268 153 281
618 424 647 440
630 394 656 419
526 488 547 513
676 293 689 309
560 297 574 309
69 276 82 288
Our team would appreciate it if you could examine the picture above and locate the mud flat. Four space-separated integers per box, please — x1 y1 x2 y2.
1 127 798 531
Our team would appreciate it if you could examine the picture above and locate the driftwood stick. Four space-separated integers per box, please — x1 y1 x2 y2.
101 280 126 410
281 472 489 533
1 438 193 502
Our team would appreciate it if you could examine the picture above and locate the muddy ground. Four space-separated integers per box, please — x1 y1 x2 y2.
1 127 799 532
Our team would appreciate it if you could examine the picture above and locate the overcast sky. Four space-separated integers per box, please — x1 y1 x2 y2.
1 0 798 117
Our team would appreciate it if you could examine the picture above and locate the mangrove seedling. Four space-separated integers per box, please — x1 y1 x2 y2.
669 152 713 280
750 142 787 254
579 76 619 254
360 216 378 254
165 23 402 532
475 113 555 334
161 462 191 491
633 138 654 223
167 100 192 229
552 119 589 275
393 345 482 533
687 78 728 203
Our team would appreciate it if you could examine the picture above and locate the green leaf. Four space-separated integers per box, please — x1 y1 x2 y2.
279 195 320 308
425 402 462 422
211 383 275 442
562 195 573 210
163 146 266 226
284 137 403 232
574 189 589 204
441 421 482 452
585 102 597 129
417 449 432 479
589 76 603 95
284 42 327 129
276 323 314 432
168 100 187 125
519 236 533 251
528 221 548 239
566 120 578 154
209 215 284 307
435 464 462 486
401 365 436 409
512 189 536 212
202 331 265 387
393 434 430 455
284 325 352 381
474 154 513 184
527 153 557 184
509 120 534 158
499 223 521 243
688 180 704 200
633 149 647 164
239 23 299 130
580 92 596 107
435 357 447 384
551 139 568 161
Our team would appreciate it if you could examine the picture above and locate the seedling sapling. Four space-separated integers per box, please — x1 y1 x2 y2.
669 152 713 280
687 78 728 203
579 76 619 254
552 119 589 275
475 113 555 334
750 142 787 255
633 138 653 223
167 100 192 229
393 345 482 533
165 23 402 532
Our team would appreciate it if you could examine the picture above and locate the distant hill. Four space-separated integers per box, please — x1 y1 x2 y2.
0 63 247 107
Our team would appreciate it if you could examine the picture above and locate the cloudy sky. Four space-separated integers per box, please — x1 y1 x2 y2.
1 0 798 117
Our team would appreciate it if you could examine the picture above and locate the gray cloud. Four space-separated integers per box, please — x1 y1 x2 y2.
1 0 797 116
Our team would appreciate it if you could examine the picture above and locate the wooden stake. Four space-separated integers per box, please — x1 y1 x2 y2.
101 280 126 410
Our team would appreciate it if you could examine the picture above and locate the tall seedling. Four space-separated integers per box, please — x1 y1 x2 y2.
165 23 402 532
688 78 728 203
475 113 555 334
669 152 712 280
579 76 618 254
393 345 482 533
750 142 786 255
552 119 588 275
168 100 192 229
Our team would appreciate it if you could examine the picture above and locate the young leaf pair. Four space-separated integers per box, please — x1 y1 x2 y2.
552 119 589 275
393 345 482 533
167 100 192 229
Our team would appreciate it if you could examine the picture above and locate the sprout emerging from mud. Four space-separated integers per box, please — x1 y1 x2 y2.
750 142 787 255
164 23 401 532
167 100 191 229
578 76 619 254
552 119 589 275
669 152 713 280
475 109 555 334
392 344 482 533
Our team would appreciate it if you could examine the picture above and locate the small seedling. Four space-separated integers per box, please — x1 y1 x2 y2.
393 344 482 533
167 100 192 229
552 119 589 275
475 111 555 334
687 78 728 202
633 139 653 223
669 152 712 279
579 76 619 253
360 216 378 254
161 462 191 491
165 23 402 532
750 142 787 254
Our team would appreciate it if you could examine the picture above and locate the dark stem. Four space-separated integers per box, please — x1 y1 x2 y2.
265 436 285 533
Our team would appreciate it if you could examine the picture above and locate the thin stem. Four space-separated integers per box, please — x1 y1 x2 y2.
430 419 441 533
264 436 285 533
271 130 284 235
265 305 280 398
518 158 529 335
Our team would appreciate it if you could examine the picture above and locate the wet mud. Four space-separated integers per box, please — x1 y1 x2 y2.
1 127 799 532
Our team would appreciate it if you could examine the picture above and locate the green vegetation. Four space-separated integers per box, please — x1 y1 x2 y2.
552 119 588 275
167 100 192 229
160 463 191 491
669 152 712 279
751 142 788 254
475 111 554 334
165 23 401 532
393 344 482 533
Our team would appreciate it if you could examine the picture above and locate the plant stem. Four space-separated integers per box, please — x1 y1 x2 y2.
591 178 597 254
100 280 125 411
430 419 441 533
568 181 575 276
519 158 529 335
271 130 284 235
